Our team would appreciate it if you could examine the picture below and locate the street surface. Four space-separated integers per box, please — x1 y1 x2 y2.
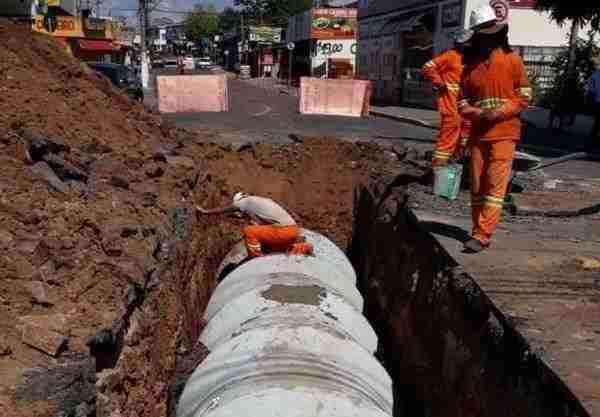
418 210 600 416
160 77 437 148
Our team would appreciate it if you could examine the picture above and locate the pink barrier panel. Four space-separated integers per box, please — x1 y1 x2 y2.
299 77 372 118
157 74 229 113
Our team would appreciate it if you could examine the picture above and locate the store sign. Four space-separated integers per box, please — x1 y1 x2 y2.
33 15 82 37
442 2 462 28
509 0 536 7
312 8 358 40
85 18 105 31
315 40 357 57
490 0 509 24
48 0 61 6
248 26 282 43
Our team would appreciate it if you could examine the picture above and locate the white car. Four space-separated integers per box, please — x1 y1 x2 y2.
197 57 212 69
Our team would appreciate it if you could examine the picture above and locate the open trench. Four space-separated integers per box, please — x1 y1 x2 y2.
45 161 589 417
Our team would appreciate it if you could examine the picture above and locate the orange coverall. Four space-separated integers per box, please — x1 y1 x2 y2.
422 49 471 164
458 49 532 246
244 225 313 258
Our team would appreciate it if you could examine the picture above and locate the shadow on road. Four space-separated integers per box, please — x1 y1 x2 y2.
420 221 471 244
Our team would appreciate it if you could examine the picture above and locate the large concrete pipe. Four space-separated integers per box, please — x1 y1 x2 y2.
177 230 393 417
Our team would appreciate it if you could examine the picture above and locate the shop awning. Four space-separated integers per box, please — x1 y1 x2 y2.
76 39 121 52
55 37 70 49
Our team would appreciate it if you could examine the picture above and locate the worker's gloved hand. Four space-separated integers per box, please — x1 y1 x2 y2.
481 110 502 123
433 84 447 94
461 106 483 119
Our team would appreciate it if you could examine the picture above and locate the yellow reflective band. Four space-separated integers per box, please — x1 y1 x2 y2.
518 87 533 99
446 83 460 90
483 195 505 209
484 201 504 209
475 98 509 110
485 195 505 203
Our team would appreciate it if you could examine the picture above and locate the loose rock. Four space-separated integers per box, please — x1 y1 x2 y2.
22 280 54 306
28 161 69 193
20 314 70 357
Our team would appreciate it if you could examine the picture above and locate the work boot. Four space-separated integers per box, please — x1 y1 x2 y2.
463 238 487 253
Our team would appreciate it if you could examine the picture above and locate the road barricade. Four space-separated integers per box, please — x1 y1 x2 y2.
299 77 372 118
157 74 229 113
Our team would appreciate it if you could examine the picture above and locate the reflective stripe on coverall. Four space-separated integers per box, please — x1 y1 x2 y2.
459 49 531 245
422 49 470 164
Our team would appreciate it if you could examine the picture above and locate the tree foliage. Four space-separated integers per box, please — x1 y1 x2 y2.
535 1 600 30
540 34 600 112
234 0 312 25
219 7 241 33
185 3 219 42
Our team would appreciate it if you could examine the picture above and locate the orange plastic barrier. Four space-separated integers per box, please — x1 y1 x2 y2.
157 74 229 113
299 77 372 118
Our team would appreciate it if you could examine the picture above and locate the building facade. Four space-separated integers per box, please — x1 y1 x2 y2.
358 0 592 106
288 7 358 79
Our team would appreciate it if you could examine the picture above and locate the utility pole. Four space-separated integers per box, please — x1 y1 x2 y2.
140 0 149 89
240 12 245 65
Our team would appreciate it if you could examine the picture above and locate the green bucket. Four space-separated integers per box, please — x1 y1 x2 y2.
433 163 463 200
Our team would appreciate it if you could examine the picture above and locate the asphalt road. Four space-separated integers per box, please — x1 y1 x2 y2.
153 75 600 183
160 77 437 148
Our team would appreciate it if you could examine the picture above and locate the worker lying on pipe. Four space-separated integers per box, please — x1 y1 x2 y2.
197 193 314 258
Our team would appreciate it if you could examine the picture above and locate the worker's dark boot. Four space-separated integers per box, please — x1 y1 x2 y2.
464 238 487 253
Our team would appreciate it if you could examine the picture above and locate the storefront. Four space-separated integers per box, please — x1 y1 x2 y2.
32 14 123 63
288 7 358 80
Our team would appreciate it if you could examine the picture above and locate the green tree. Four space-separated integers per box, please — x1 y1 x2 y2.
185 3 219 43
219 7 241 33
535 1 600 117
535 1 600 31
234 0 312 25
541 34 600 113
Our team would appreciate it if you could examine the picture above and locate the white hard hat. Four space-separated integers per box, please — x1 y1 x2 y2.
454 29 474 44
469 4 498 30
233 192 248 203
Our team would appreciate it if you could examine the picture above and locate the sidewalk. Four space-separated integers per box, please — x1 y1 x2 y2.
370 106 441 129
371 105 597 155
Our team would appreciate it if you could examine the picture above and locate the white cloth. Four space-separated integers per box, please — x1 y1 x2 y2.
233 196 296 226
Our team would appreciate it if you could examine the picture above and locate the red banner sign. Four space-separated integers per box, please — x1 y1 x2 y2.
312 8 358 40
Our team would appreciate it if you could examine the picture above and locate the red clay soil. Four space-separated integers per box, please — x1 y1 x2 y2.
0 20 407 417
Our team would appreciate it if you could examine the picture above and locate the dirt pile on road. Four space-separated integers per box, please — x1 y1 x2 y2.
0 20 428 417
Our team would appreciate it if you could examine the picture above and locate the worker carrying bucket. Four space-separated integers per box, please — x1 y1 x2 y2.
197 193 314 258
457 4 532 253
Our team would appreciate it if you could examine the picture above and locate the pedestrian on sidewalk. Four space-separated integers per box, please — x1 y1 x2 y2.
422 29 474 165
458 5 532 253
586 64 600 143
196 193 314 258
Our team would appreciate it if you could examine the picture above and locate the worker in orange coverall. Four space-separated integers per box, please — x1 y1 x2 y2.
196 193 313 258
422 30 474 166
458 5 532 253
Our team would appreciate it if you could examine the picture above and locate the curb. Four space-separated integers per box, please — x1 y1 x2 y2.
509 201 600 218
369 110 440 130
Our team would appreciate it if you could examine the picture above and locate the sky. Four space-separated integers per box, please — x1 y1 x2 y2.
109 0 232 18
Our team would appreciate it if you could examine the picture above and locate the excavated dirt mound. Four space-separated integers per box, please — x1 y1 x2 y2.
0 21 423 417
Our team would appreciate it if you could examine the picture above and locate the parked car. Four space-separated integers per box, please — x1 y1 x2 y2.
163 58 178 69
197 57 212 69
89 63 144 102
